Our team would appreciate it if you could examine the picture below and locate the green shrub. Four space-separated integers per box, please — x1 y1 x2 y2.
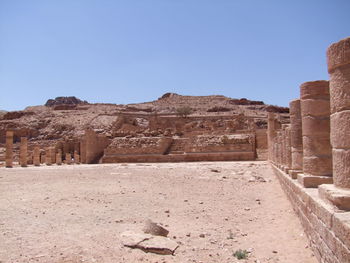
233 249 249 260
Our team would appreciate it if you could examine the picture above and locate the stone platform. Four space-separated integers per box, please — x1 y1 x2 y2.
272 164 350 263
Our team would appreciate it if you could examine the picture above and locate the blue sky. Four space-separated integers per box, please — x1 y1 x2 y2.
0 0 349 111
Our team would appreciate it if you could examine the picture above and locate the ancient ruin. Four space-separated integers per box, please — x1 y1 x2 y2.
268 37 350 263
1 36 350 263
0 95 281 166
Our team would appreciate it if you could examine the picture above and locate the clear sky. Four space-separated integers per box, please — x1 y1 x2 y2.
1 0 349 111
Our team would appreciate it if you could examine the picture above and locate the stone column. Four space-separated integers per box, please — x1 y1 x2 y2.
80 138 86 164
50 147 56 164
297 80 333 187
45 147 52 166
5 131 14 168
74 151 80 164
281 124 289 171
277 130 283 168
267 113 276 161
319 37 350 210
285 125 292 173
288 99 303 179
19 137 28 167
65 153 72 165
33 146 40 166
56 150 62 165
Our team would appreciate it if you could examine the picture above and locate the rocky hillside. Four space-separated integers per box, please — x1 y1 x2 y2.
0 94 289 143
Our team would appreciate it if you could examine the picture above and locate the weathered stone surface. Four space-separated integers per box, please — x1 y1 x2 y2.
56 150 62 165
289 99 303 171
19 137 28 167
120 231 178 255
33 146 40 166
331 111 350 149
65 153 72 164
143 220 169 237
297 174 333 188
319 184 350 211
45 147 52 166
300 80 332 180
328 37 350 190
332 149 350 188
302 156 332 177
273 165 350 263
74 151 80 164
5 130 13 168
327 37 350 74
300 80 330 100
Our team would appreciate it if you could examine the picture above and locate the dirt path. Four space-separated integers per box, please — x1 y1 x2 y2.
0 161 317 263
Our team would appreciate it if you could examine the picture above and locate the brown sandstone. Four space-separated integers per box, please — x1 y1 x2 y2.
19 137 28 167
299 80 333 187
5 130 13 168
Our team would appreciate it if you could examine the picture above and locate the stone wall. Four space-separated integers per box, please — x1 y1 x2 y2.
101 134 256 163
83 129 110 164
185 134 254 153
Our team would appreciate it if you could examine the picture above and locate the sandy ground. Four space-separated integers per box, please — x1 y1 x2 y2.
0 161 317 263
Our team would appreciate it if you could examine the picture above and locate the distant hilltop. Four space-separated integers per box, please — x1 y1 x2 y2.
45 96 89 107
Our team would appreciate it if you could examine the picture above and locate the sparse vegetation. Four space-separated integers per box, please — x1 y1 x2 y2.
233 249 249 260
176 106 192 118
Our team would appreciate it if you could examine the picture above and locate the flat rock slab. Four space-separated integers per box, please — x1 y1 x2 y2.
121 231 179 255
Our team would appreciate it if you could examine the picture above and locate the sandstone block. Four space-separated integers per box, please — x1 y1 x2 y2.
5 130 13 168
288 169 302 179
33 146 40 166
303 156 332 177
74 151 80 164
300 99 331 117
327 37 350 74
331 110 350 148
300 80 330 100
56 151 62 165
329 68 350 113
45 148 52 166
291 148 303 170
65 153 72 164
319 184 350 211
297 174 333 188
20 137 28 167
301 116 330 136
302 135 332 156
332 149 350 188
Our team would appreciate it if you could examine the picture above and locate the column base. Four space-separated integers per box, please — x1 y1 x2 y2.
288 170 302 179
282 166 290 173
297 174 333 188
319 184 350 211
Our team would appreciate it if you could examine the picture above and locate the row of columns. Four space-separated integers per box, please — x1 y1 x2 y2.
268 36 350 210
4 133 80 168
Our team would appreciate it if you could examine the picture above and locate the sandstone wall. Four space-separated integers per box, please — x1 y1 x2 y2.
84 130 110 164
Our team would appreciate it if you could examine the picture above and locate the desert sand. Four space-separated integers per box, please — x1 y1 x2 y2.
0 161 316 263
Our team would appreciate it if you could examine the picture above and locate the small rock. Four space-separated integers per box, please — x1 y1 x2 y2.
143 220 169 237
199 234 205 238
272 250 278 253
211 169 220 173
121 231 178 255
